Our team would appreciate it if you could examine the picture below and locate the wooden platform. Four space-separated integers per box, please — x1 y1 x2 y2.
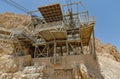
38 30 67 42
38 3 63 23
34 24 94 46
80 24 94 46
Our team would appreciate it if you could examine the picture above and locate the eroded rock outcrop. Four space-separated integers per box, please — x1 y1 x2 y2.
95 39 120 79
72 63 89 79
12 65 45 79
0 13 120 79
0 66 46 79
0 55 18 73
0 41 14 55
95 39 120 62
0 12 31 29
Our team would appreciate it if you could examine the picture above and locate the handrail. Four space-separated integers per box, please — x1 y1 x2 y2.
79 16 95 24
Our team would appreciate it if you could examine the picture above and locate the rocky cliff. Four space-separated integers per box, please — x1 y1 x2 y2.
95 39 120 79
0 12 31 29
0 13 120 79
95 38 120 62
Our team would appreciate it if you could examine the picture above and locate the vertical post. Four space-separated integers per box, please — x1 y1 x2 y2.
54 41 57 64
34 46 37 58
80 31 84 54
47 44 49 57
80 40 84 54
60 46 63 56
89 39 92 54
80 27 84 54
66 41 69 55
13 43 17 56
93 29 96 59
78 13 81 27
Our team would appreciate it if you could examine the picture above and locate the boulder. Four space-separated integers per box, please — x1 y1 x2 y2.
72 63 89 79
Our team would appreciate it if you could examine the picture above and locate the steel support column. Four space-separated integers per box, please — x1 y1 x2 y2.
93 29 96 59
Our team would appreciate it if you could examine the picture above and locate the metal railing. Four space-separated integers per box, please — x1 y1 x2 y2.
79 15 95 24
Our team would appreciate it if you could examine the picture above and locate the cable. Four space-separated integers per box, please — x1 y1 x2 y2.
1 0 29 13
9 0 29 12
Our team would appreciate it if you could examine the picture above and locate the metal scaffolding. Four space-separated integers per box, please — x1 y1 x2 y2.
0 2 96 64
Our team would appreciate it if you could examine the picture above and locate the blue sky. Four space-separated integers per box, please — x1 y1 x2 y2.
0 0 120 51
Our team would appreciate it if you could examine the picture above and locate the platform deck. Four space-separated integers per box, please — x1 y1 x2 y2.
80 25 94 46
38 30 67 42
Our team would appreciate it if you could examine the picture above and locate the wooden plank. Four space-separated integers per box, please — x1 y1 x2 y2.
40 30 54 42
52 31 67 40
69 40 81 45
33 39 81 47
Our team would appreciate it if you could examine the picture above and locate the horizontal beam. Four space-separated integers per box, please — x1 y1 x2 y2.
62 2 82 7
63 11 88 17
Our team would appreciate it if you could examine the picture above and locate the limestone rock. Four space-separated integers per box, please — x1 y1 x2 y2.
98 56 120 79
80 63 89 79
95 39 120 62
23 66 45 74
13 71 23 79
0 12 31 29
0 12 120 79
0 41 14 55
17 66 46 79
0 55 18 73
12 65 45 79
0 73 13 79
72 63 89 79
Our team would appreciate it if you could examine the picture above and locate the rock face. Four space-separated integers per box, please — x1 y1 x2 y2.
0 12 31 56
0 12 31 29
72 63 89 79
0 13 120 79
0 55 45 79
0 66 45 79
95 39 120 62
0 73 13 79
12 66 45 79
0 41 14 55
0 55 18 73
95 39 120 79
98 56 120 79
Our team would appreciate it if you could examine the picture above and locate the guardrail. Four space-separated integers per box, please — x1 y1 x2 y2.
80 16 95 24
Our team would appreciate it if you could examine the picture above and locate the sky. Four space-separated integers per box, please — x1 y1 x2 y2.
0 0 120 52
